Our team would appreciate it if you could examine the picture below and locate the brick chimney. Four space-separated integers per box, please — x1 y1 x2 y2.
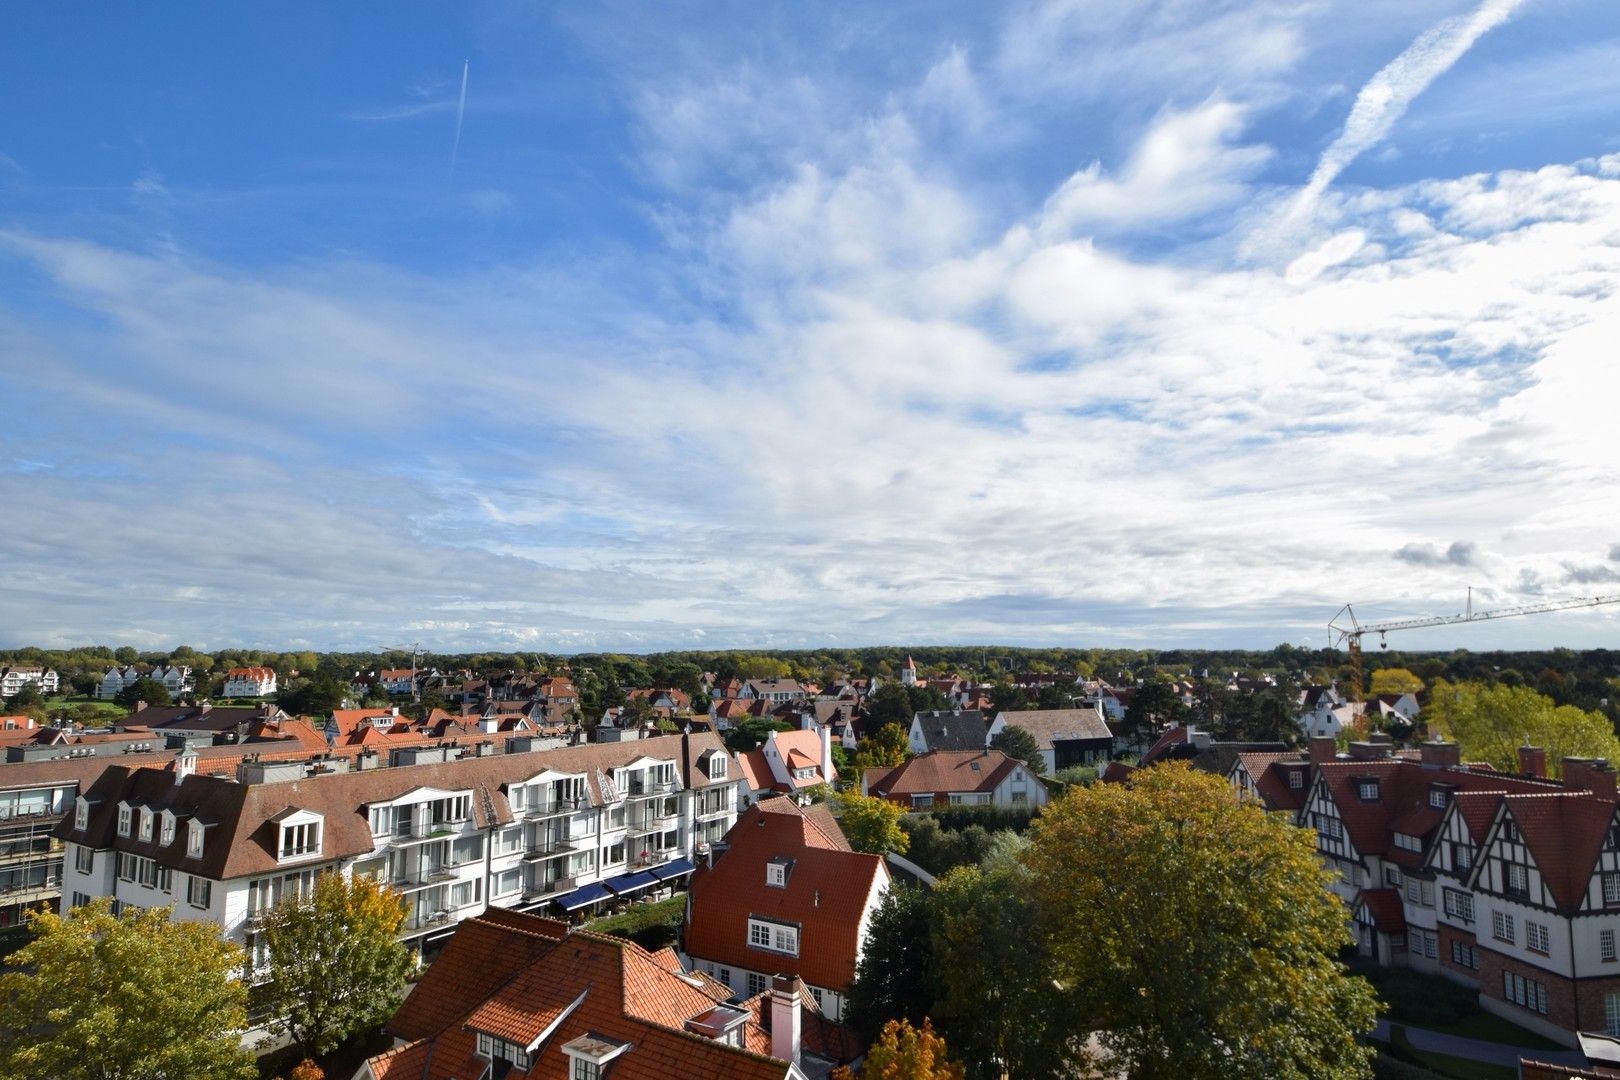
1309 736 1337 767
769 975 801 1065
1420 741 1461 768
1517 745 1547 779
1562 758 1617 800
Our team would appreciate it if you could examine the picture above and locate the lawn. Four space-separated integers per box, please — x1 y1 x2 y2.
1407 1048 1515 1080
1357 964 1561 1051
1430 1011 1562 1051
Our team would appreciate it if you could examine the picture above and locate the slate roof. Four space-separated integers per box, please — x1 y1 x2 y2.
910 710 989 753
685 799 887 992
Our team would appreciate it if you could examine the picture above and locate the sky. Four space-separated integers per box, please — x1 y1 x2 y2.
2 0 1620 655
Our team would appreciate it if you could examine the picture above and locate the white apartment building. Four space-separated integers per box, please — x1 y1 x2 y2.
57 732 743 971
0 667 59 699
221 667 278 698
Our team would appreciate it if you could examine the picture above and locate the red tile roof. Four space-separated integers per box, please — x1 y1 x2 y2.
1354 887 1407 932
1497 792 1617 912
685 799 887 992
374 909 816 1080
864 749 1022 802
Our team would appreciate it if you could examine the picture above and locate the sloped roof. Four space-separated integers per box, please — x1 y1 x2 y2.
1355 887 1407 932
685 799 887 992
910 710 988 752
865 749 1023 799
375 910 805 1080
1497 793 1616 912
996 708 1112 750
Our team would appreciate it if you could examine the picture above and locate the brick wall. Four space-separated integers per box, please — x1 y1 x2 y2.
1478 946 1579 1034
1437 923 1481 986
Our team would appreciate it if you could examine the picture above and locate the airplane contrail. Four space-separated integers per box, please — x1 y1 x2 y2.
1288 0 1526 222
450 59 469 179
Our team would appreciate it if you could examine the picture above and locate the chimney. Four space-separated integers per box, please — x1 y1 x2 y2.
1308 736 1336 767
1562 758 1618 800
1420 741 1461 769
768 975 801 1065
819 723 832 781
174 748 197 785
1517 745 1547 779
1348 741 1391 761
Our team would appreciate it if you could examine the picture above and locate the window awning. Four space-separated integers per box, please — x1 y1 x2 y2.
604 871 660 896
649 858 696 882
556 882 614 911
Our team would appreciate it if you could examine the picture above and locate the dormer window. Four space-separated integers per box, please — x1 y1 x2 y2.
1356 779 1380 802
187 820 205 859
137 807 153 842
561 1034 630 1080
1288 769 1304 790
474 1031 530 1072
160 810 176 846
272 808 324 861
707 754 727 780
1429 788 1449 810
74 798 89 831
766 857 792 887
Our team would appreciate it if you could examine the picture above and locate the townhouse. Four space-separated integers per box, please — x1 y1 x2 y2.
361 908 859 1080
221 666 278 698
56 732 744 968
863 749 1050 810
0 666 58 699
907 709 994 755
684 798 889 1022
1239 737 1620 1046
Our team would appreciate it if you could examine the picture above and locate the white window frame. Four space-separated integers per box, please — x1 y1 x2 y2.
1526 921 1550 955
1492 910 1516 945
117 804 132 837
138 808 153 842
746 917 799 956
1602 929 1616 963
73 844 93 874
187 875 212 909
187 821 204 858
74 800 89 831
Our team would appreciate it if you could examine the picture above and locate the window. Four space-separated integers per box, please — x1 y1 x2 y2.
1455 844 1472 873
1385 866 1402 888
187 821 204 858
1443 888 1474 923
1395 833 1422 853
493 868 521 897
71 891 91 910
1357 780 1379 801
572 1061 599 1080
766 860 789 887
74 800 89 831
368 806 393 834
74 845 92 873
117 804 132 837
1429 789 1448 809
474 1032 530 1071
1608 993 1620 1038
138 808 152 842
747 917 799 956
911 794 933 808
708 755 727 780
1421 881 1434 907
601 842 625 868
1526 921 1550 955
1288 770 1304 790
746 972 769 997
1492 910 1515 944
1450 940 1477 969
279 822 320 859
1313 813 1342 841
1506 863 1528 896
1601 929 1616 962
1605 873 1620 906
187 876 211 908
1502 971 1548 1015
717 966 731 988
160 812 175 847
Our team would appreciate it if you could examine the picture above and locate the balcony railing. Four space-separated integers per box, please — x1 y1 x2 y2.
524 797 585 820
523 875 576 900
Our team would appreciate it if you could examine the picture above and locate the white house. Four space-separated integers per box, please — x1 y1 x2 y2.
221 667 278 698
0 667 59 700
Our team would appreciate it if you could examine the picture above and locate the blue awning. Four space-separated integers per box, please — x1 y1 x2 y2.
556 883 613 911
604 871 660 896
650 858 696 882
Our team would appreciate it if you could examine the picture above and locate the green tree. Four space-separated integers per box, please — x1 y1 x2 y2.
115 676 171 708
277 678 351 716
846 885 936 1040
1425 679 1620 776
723 715 792 753
261 873 412 1058
989 724 1046 774
836 791 908 855
1120 678 1186 747
852 723 910 771
1026 764 1378 1079
860 1019 965 1080
864 683 916 730
0 900 255 1080
930 864 1075 1080
4 683 45 714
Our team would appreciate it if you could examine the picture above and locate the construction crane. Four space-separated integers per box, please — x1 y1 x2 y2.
379 642 427 703
1328 591 1620 701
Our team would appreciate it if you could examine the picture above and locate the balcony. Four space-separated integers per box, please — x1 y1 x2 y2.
524 798 585 820
398 909 454 937
523 875 576 901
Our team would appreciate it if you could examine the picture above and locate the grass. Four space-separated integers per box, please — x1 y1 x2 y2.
1406 1049 1516 1080
1429 1011 1562 1051
585 894 686 951
1356 964 1561 1051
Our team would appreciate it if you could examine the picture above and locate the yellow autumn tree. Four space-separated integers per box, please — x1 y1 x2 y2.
1424 679 1620 776
1368 668 1424 695
861 1018 965 1080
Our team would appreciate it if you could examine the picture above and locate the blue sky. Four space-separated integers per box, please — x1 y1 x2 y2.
3 0 1619 653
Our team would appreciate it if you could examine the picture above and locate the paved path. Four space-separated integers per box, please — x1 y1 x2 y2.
1370 1019 1589 1068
